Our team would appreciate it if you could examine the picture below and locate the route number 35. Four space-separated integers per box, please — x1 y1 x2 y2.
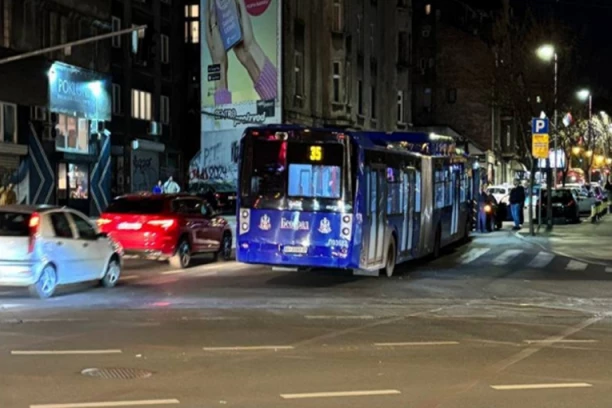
309 146 323 161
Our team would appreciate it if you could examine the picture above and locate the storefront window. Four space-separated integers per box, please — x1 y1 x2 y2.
69 164 89 199
55 114 89 153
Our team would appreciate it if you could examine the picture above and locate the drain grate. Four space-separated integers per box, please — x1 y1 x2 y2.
81 367 153 380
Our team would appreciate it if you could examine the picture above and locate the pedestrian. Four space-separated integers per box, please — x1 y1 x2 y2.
0 186 5 206
509 179 526 230
486 189 498 230
477 185 489 233
152 180 163 194
163 176 181 194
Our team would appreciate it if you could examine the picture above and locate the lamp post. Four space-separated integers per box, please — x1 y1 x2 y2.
578 89 593 182
536 45 558 230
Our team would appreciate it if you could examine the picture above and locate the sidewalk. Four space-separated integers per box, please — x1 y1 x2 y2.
515 215 612 265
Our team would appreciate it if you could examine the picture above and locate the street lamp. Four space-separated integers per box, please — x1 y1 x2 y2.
577 89 592 118
536 44 558 231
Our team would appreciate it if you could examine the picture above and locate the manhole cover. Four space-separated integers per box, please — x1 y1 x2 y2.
81 368 153 379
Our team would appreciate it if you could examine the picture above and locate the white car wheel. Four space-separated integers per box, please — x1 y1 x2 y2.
101 259 121 288
29 264 58 299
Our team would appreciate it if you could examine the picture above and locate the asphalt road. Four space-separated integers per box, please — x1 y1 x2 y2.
2 230 612 408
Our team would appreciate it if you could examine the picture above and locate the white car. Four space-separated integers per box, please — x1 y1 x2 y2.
486 185 511 204
0 205 123 298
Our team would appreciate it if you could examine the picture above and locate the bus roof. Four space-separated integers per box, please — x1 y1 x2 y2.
244 125 467 157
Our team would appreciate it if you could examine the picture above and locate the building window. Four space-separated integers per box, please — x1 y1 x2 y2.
345 61 352 106
55 114 88 154
160 95 170 124
332 0 343 32
112 17 121 48
3 0 11 48
112 84 122 115
49 12 58 47
358 80 363 115
185 4 199 43
132 89 152 121
332 61 342 103
397 91 404 124
294 51 304 97
425 4 432 15
356 14 362 52
132 24 145 54
397 31 408 64
0 102 16 143
161 34 170 63
447 88 457 104
371 86 377 120
60 16 68 54
370 24 375 52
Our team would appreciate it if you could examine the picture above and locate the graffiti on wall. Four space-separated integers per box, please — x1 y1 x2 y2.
191 130 241 186
131 151 160 193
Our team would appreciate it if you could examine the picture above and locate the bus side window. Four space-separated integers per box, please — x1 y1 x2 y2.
415 171 421 212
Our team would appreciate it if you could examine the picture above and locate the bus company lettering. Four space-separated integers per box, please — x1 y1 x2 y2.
280 218 309 231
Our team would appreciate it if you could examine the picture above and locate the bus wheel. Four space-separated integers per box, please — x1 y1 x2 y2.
382 238 396 278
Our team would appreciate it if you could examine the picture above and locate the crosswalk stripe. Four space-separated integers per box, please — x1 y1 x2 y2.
605 267 612 273
566 260 587 271
459 248 491 264
527 252 555 269
492 249 523 266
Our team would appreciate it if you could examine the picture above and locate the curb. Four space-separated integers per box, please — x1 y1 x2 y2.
513 231 611 267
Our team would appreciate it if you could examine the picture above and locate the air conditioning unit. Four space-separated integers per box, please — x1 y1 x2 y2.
148 121 162 136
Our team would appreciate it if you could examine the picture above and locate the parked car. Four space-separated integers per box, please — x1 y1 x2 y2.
0 205 123 298
98 194 233 268
486 184 512 205
569 188 598 214
535 188 580 223
188 181 237 215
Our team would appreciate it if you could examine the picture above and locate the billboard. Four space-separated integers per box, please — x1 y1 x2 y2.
201 0 281 132
48 62 111 121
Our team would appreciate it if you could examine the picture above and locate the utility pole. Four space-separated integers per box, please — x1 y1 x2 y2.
0 25 147 66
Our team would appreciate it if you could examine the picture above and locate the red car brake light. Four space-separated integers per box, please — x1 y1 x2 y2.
28 212 40 254
568 200 575 207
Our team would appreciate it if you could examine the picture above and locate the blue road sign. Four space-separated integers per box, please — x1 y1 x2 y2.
531 118 550 135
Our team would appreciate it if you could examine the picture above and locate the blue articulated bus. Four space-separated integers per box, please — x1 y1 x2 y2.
236 125 476 276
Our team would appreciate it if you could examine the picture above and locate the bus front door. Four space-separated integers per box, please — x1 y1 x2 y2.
401 169 416 254
364 166 386 268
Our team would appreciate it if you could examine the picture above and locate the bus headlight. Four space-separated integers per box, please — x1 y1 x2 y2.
341 214 352 239
239 208 250 235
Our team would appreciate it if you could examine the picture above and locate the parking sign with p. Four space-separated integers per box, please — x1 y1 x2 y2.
531 118 550 159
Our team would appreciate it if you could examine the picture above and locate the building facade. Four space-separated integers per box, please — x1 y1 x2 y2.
190 0 414 189
411 0 523 184
0 0 113 216
109 0 186 196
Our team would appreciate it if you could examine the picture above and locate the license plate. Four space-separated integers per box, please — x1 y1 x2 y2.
283 246 307 254
118 222 142 230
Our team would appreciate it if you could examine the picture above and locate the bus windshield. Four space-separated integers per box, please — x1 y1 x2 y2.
241 136 348 210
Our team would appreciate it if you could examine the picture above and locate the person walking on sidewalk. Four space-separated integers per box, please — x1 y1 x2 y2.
509 179 526 230
477 185 490 233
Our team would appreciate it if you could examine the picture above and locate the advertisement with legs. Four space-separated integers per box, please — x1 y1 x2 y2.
198 0 282 189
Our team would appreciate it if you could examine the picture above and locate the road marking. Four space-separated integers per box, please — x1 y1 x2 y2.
566 260 588 271
203 345 294 351
524 339 598 345
606 267 612 273
492 249 523 266
120 275 139 281
30 399 180 408
306 315 375 320
459 248 491 264
374 341 459 347
491 383 592 391
280 390 401 399
527 252 555 268
12 349 122 355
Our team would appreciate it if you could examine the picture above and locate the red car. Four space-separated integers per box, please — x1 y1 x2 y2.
98 193 233 268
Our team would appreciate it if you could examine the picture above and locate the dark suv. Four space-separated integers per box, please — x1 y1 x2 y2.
536 188 580 223
98 194 233 268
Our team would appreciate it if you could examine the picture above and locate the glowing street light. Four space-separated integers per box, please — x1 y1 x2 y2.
572 146 581 155
586 150 593 158
577 89 591 101
536 44 555 62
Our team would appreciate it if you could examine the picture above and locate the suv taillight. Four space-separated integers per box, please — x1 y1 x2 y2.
28 212 40 254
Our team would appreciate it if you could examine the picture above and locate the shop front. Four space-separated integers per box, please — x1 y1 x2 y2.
39 62 112 216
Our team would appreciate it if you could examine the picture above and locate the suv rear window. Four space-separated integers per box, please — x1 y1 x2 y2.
104 199 166 214
0 212 30 236
542 190 573 203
